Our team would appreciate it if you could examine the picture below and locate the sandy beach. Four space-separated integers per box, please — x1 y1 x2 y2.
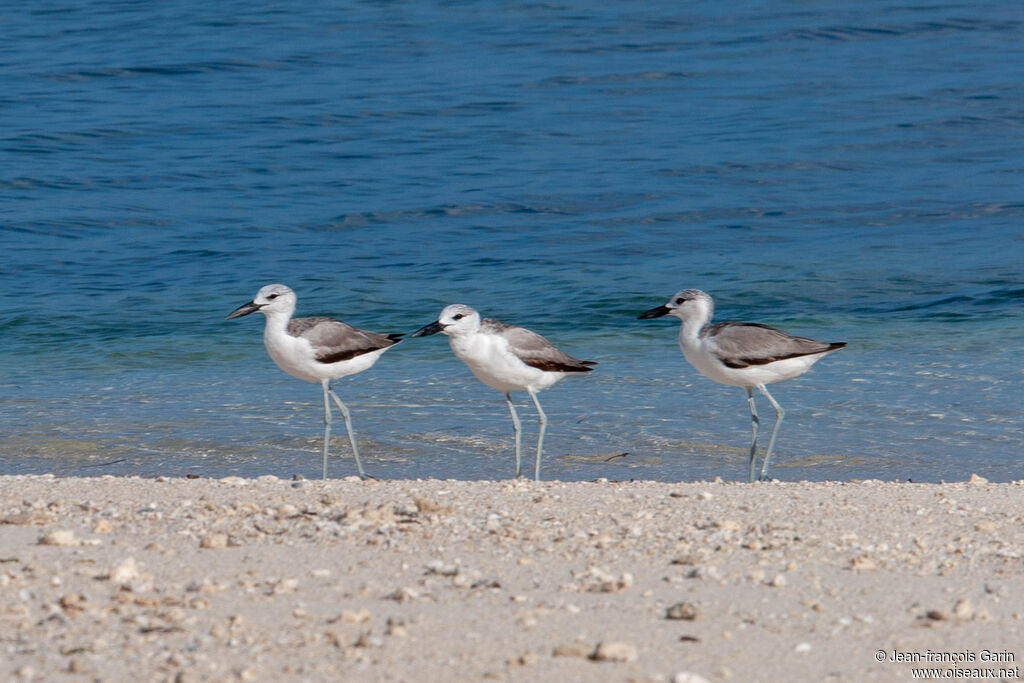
2 474 1022 682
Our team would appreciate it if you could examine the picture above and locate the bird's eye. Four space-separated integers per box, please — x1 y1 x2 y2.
453 313 464 320
674 297 685 305
267 294 278 300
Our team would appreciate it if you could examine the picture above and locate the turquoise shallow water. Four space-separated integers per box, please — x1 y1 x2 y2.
1 2 1022 481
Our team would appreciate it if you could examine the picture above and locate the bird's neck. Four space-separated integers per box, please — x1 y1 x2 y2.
262 310 292 336
677 317 707 349
446 331 472 354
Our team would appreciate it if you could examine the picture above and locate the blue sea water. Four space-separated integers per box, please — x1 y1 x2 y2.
1 1 1021 483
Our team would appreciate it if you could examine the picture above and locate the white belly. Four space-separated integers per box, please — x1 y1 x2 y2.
450 333 562 393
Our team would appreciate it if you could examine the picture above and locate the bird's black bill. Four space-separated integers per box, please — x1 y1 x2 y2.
638 304 670 319
226 301 262 320
411 320 444 337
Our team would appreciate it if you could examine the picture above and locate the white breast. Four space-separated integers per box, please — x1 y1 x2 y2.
264 327 321 382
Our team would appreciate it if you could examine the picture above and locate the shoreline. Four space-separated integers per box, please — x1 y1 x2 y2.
2 475 1022 681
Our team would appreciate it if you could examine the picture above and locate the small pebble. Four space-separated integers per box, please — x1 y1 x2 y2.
340 608 372 624
199 534 228 549
272 578 299 594
674 672 711 683
386 587 418 602
553 642 591 658
850 556 877 571
590 641 638 663
39 530 77 547
58 594 84 612
110 557 139 584
385 617 407 637
666 602 700 621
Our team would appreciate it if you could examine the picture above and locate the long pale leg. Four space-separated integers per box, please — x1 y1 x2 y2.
757 384 784 482
327 386 366 480
527 388 546 482
320 380 333 480
505 393 522 478
745 387 760 483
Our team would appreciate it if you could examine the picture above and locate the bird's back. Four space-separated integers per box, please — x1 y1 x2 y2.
289 317 402 364
482 318 595 373
703 322 843 369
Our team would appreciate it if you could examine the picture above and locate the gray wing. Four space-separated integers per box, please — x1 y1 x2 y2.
482 318 596 373
703 322 844 369
289 317 402 363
